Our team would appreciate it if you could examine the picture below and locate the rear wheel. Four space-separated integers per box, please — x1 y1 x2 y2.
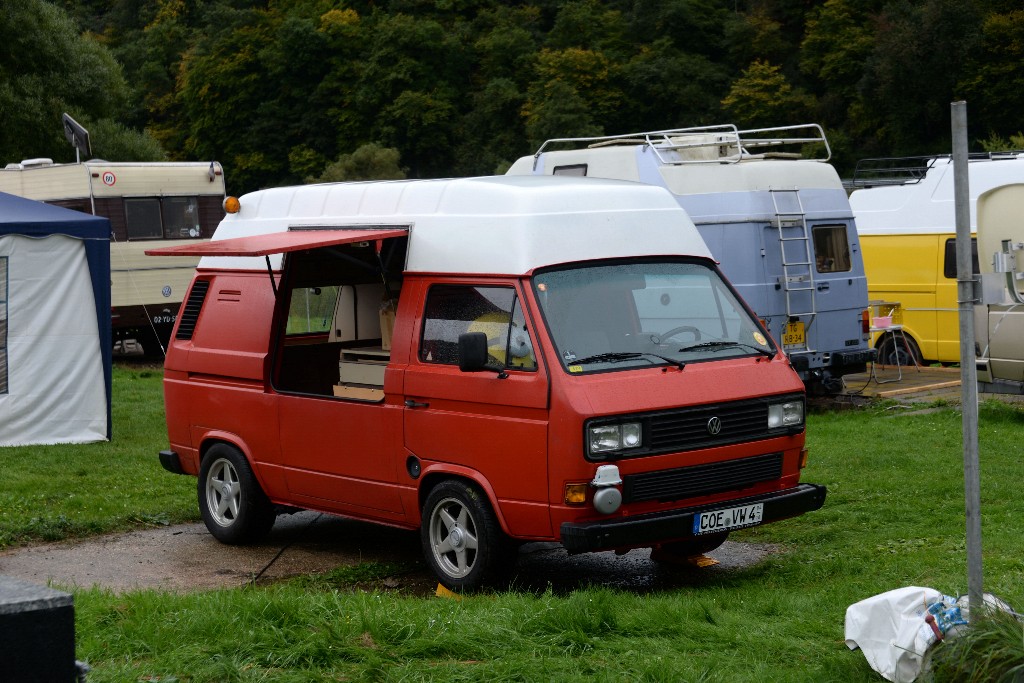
198 444 275 545
421 480 509 591
876 333 922 367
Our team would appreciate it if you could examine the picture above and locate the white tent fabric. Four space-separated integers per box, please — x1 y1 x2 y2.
0 234 107 445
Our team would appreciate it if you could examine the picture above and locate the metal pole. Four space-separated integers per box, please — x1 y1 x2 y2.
951 101 984 615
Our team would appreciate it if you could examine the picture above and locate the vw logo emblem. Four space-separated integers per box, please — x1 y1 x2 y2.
162 286 172 297
707 416 722 435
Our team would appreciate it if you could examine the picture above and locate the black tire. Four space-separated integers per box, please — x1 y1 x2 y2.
198 444 276 545
650 532 730 565
420 480 509 591
876 333 922 367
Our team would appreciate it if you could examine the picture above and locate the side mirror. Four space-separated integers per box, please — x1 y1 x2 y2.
458 332 489 372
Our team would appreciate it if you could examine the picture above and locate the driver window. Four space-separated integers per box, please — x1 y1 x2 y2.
420 285 536 370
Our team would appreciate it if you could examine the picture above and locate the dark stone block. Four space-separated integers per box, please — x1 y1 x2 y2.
0 575 77 682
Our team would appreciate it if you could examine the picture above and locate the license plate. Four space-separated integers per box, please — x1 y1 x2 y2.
782 321 805 349
693 503 764 535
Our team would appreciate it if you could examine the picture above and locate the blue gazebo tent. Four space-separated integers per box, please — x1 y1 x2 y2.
0 192 111 445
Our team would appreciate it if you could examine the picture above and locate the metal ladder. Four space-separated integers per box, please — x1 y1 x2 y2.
770 189 817 321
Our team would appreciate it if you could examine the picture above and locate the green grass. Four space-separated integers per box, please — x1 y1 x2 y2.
4 371 1024 681
0 365 196 548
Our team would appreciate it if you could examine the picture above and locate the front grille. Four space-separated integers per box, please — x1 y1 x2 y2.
623 453 783 503
648 398 773 453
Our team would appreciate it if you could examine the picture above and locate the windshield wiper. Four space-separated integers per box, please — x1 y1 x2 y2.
570 351 685 370
678 340 774 358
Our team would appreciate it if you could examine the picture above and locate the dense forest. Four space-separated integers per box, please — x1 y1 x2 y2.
3 0 1023 195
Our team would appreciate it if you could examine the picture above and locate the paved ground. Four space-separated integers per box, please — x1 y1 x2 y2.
0 511 780 595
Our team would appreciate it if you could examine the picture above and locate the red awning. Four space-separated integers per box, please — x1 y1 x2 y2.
144 227 408 257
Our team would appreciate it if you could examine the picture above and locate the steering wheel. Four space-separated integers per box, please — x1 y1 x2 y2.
650 326 701 345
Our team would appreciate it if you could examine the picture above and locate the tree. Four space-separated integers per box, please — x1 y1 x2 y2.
312 143 406 182
859 0 983 155
959 10 1024 144
0 0 159 163
721 60 815 129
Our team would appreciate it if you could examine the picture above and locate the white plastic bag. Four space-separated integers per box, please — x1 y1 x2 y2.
844 586 963 683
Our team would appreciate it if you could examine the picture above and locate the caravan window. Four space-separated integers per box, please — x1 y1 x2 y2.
812 225 852 273
125 196 203 240
0 257 7 394
125 199 163 239
162 197 201 238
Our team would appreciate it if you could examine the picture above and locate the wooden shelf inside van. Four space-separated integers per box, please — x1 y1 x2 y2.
338 346 390 388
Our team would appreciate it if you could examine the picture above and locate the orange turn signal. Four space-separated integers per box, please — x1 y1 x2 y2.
799 448 810 469
223 196 241 214
564 483 588 506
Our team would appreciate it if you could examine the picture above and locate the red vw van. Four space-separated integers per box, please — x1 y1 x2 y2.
149 175 825 590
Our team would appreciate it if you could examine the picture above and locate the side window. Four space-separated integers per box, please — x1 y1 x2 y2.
124 198 163 239
0 256 7 394
125 197 202 239
812 225 852 273
943 238 980 279
162 196 201 238
420 285 536 370
286 286 341 336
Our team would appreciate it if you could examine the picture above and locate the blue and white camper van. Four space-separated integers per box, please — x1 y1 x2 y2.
507 124 875 393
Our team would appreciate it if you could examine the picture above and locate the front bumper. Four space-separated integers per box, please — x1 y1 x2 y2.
560 483 827 553
158 449 185 475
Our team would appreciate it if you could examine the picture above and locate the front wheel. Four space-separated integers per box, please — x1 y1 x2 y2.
421 480 509 591
198 444 276 545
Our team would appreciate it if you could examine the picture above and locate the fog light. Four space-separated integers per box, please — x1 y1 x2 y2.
593 487 622 514
564 483 587 505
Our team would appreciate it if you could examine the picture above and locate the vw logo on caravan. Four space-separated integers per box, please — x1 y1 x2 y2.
707 416 723 435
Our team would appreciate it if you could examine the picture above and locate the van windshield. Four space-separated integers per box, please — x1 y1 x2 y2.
533 259 775 373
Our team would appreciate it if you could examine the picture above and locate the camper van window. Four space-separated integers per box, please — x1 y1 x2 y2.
124 198 163 239
943 238 980 279
534 259 773 373
0 256 7 394
162 197 201 238
812 225 852 273
553 164 587 177
420 285 534 370
286 286 341 336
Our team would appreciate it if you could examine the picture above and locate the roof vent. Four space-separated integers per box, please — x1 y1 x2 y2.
19 158 55 168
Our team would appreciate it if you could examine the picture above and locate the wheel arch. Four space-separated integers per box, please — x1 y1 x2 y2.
417 464 511 535
195 433 273 494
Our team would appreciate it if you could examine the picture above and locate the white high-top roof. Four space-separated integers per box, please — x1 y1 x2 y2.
850 155 1024 234
200 175 712 274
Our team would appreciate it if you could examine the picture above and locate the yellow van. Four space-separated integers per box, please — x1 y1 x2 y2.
849 155 1024 365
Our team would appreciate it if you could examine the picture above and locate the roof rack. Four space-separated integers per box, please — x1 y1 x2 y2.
848 156 940 188
849 152 1024 189
532 123 831 164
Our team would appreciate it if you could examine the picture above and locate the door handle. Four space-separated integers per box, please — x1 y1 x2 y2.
405 399 430 409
